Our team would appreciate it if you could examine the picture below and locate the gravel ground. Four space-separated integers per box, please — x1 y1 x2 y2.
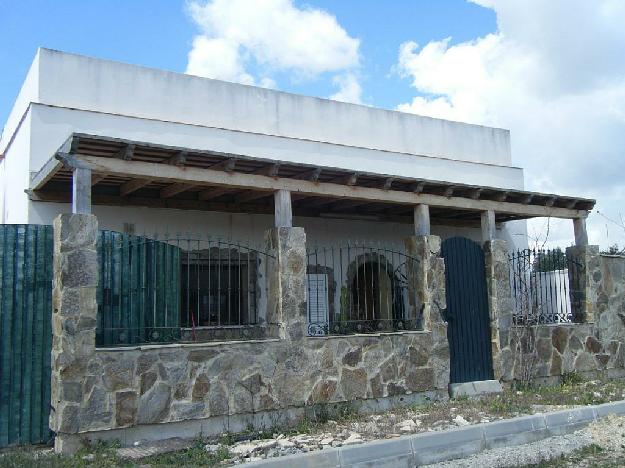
427 415 625 467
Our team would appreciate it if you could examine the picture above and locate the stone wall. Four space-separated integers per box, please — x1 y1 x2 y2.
51 217 449 451
484 240 514 381
504 249 625 383
50 214 99 452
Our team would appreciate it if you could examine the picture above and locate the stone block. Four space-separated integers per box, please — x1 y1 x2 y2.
449 379 503 398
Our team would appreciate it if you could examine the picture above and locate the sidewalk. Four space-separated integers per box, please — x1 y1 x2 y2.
245 400 625 467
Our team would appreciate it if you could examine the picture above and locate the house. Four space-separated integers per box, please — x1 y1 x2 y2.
1 49 613 454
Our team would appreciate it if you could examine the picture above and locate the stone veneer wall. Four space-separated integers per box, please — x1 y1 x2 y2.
503 247 625 383
50 215 449 450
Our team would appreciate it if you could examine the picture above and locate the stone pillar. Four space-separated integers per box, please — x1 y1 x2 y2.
483 240 513 381
50 214 99 454
565 245 600 323
266 227 307 340
404 235 449 390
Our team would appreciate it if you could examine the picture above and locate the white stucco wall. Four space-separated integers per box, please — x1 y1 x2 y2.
23 48 512 166
2 111 32 224
28 104 525 190
1 48 529 249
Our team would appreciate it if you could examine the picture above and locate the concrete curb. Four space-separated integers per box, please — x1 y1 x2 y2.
246 400 625 467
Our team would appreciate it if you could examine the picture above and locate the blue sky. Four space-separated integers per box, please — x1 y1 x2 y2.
1 0 624 246
0 0 495 124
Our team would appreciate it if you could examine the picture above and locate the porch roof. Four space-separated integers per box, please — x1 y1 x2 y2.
28 133 595 226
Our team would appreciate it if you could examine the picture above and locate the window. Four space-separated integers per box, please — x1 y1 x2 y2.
180 249 258 327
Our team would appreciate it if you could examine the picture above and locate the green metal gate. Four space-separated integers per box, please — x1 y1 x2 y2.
442 236 494 384
97 232 181 347
0 225 53 448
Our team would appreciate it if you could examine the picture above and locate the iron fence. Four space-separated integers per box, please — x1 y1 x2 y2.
306 243 422 336
508 248 584 325
96 231 275 346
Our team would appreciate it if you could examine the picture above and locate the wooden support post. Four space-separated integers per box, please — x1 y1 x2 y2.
481 209 496 242
72 168 91 214
274 189 292 227
414 204 430 236
573 217 588 246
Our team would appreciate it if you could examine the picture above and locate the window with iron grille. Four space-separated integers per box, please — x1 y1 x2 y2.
180 248 258 327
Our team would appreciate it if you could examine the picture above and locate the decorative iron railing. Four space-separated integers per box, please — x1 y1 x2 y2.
306 243 422 336
508 248 584 325
96 232 275 346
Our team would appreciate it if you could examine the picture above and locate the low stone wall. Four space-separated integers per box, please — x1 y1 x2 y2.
79 332 447 433
504 251 625 383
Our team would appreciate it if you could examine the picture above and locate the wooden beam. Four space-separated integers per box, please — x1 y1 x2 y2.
443 186 455 198
414 204 430 236
545 197 556 207
573 217 588 246
382 177 394 190
495 191 509 202
72 168 91 214
344 172 359 186
198 187 233 201
254 163 280 177
160 183 194 199
30 157 63 190
296 167 322 182
169 151 187 166
274 189 292 227
118 144 135 161
25 189 505 229
91 173 107 186
55 154 589 219
481 210 496 242
210 157 237 172
470 188 483 200
412 181 426 193
120 178 152 197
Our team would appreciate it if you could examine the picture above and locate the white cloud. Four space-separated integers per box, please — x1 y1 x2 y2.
186 0 362 100
396 0 625 247
329 73 363 104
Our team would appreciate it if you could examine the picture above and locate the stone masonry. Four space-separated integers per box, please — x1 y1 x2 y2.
484 240 514 381
51 219 450 451
50 214 99 452
504 248 625 383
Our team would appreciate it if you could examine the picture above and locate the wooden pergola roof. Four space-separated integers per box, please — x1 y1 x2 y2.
28 133 594 226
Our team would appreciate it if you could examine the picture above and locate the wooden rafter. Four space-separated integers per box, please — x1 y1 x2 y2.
198 187 234 201
254 163 280 177
160 183 194 199
210 157 237 172
91 173 107 186
119 178 152 197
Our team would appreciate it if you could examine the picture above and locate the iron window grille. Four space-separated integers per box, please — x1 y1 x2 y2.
96 231 274 346
508 248 584 325
306 243 422 336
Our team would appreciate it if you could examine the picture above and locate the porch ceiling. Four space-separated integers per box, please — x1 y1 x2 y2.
28 133 595 226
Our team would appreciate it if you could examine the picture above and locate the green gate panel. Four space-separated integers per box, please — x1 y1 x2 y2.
442 236 494 384
0 224 53 448
97 232 181 346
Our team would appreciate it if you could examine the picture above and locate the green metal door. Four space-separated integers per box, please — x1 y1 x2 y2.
0 225 53 448
442 237 494 384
